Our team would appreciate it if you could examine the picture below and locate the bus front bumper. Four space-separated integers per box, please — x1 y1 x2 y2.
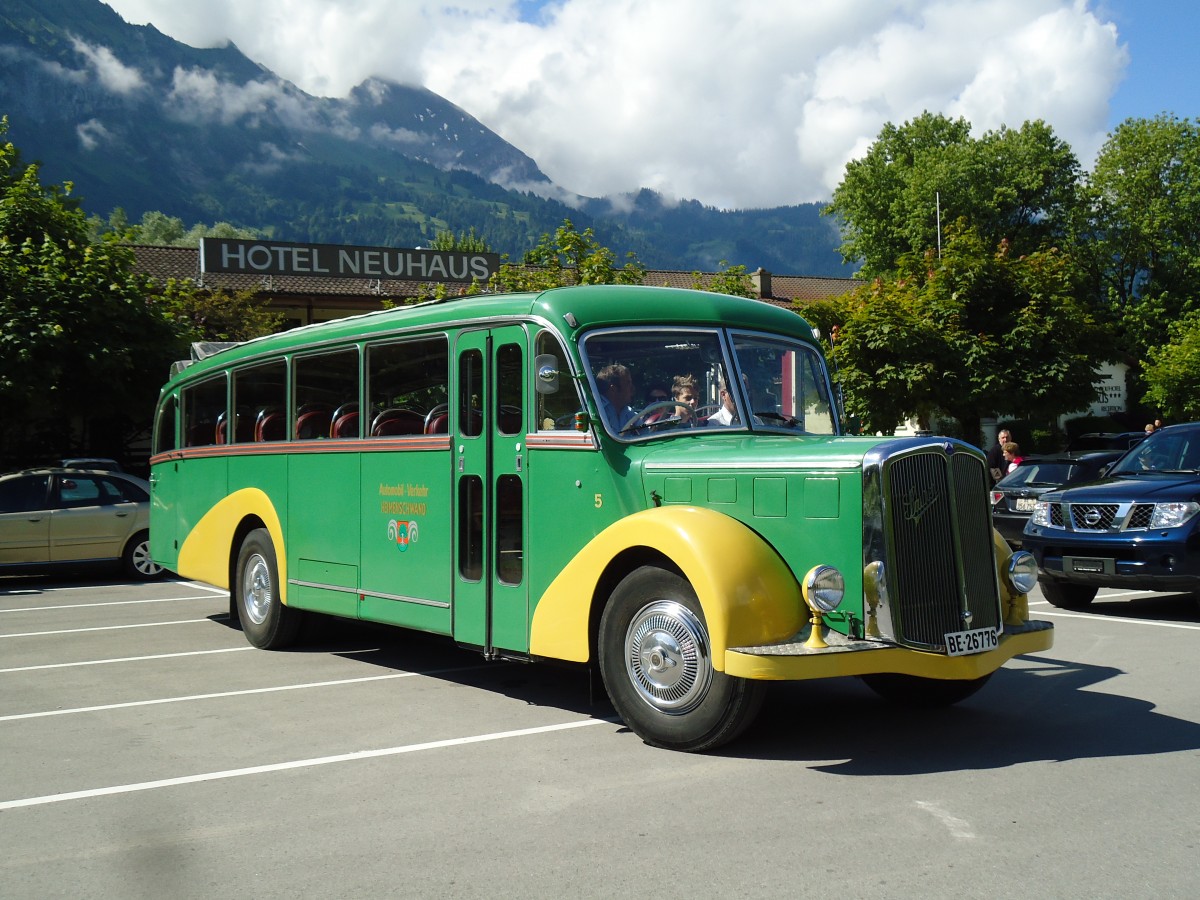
723 620 1053 681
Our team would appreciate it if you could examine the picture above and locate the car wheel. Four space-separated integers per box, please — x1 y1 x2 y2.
598 566 765 751
235 528 301 649
122 530 163 580
1039 576 1097 609
859 672 993 707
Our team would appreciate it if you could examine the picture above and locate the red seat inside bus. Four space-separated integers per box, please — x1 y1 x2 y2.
371 409 424 436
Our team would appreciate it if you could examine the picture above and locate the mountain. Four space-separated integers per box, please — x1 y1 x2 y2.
0 0 847 274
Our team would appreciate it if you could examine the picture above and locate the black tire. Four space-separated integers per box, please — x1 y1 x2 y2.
859 672 993 708
598 566 766 751
1039 575 1098 609
235 528 301 649
122 530 163 581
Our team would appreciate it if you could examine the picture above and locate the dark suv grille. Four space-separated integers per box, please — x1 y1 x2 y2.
872 444 1002 650
1070 503 1119 530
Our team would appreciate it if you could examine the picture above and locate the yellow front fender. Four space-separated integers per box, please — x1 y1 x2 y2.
529 507 804 670
177 488 287 601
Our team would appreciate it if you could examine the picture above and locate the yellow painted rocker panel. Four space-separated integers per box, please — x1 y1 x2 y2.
177 488 287 601
529 506 805 669
724 627 1054 681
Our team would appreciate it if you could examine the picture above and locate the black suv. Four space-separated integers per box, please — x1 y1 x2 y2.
1023 423 1200 608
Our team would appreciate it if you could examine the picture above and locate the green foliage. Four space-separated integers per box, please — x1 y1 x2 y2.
429 227 492 253
489 219 646 292
88 208 263 246
826 112 1080 277
1142 311 1200 420
0 120 183 464
154 280 284 343
1081 115 1200 360
694 262 755 298
821 225 1108 439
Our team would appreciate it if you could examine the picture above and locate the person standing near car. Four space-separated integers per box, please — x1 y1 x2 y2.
987 429 1012 484
1002 441 1024 474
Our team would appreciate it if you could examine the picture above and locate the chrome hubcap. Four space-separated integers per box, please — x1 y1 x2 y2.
625 600 712 715
133 541 162 576
242 553 272 625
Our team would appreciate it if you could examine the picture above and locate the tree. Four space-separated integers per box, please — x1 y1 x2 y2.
155 281 284 343
826 113 1081 277
0 120 183 465
1081 115 1200 356
489 219 646 292
1142 312 1200 421
694 262 755 298
825 224 1107 441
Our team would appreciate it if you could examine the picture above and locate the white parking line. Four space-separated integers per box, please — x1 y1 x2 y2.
0 670 438 721
0 646 257 674
0 596 222 613
0 718 614 810
1032 609 1200 630
0 620 214 639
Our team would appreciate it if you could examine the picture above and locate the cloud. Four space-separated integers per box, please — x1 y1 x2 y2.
70 36 146 94
103 0 1129 209
76 118 114 150
165 68 321 131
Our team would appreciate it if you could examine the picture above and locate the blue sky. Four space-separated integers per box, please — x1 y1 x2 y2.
101 1 1196 208
1105 0 1198 127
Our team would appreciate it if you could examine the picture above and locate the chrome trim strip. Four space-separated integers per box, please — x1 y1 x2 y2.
361 590 451 609
287 579 451 609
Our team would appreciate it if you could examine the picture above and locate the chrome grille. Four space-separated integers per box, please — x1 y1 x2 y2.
1128 504 1154 529
1049 503 1065 526
1069 503 1119 530
863 440 1002 651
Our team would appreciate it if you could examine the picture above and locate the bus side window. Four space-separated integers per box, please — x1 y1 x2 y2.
154 394 178 455
294 348 358 441
496 341 523 435
366 335 449 438
181 376 226 448
234 359 287 443
534 331 580 430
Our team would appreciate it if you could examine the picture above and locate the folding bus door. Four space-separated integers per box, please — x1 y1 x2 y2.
453 326 529 655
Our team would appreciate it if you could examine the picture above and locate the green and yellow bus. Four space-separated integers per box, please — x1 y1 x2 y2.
150 284 1052 750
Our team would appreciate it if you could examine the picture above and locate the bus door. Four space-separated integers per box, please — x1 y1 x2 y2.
453 326 529 655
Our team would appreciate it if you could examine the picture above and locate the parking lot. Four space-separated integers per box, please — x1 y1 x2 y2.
2 576 1199 899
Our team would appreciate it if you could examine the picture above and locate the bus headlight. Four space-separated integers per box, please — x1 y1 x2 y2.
803 565 845 613
1006 550 1038 595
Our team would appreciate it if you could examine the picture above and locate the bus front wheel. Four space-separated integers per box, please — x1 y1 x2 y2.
235 528 301 649
598 566 765 752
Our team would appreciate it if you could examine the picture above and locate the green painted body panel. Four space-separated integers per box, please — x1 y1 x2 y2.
358 449 452 634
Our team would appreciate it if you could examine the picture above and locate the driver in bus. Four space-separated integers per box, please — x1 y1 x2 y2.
597 363 637 430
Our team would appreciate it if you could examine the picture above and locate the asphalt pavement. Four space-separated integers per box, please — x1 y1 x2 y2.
2 575 1198 899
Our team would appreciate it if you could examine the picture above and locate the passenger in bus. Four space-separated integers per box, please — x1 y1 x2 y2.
670 373 698 423
597 363 636 430
707 377 739 426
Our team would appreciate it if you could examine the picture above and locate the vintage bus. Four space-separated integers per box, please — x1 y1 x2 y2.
149 284 1053 751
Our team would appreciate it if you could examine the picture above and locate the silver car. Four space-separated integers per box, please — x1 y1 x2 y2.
0 468 163 580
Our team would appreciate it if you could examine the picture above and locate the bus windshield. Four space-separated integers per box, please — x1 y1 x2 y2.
581 327 836 439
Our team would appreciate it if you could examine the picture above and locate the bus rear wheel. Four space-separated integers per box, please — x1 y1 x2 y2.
235 528 301 649
598 566 765 752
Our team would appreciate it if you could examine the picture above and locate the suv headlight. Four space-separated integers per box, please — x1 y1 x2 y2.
1030 500 1051 526
1150 501 1200 529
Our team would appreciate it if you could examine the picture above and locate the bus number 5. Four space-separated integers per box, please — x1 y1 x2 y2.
595 494 603 508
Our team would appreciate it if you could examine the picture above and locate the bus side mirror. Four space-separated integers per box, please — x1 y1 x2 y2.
534 355 560 394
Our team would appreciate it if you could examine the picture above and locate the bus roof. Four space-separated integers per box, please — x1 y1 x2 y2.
164 284 816 385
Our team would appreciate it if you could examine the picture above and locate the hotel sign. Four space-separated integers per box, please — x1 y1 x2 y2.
200 238 499 284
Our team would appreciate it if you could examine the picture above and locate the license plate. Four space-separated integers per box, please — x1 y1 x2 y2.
1069 557 1108 574
944 627 999 657
1015 497 1037 511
